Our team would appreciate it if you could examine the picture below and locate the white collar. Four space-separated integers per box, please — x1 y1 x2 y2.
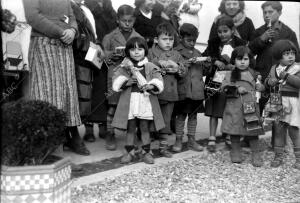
137 57 149 67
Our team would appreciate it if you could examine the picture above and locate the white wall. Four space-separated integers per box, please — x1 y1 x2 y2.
111 0 300 52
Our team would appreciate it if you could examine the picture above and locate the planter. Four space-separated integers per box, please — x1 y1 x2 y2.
1 157 72 203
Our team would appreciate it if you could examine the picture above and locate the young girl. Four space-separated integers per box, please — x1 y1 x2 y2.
202 15 246 152
264 40 300 169
112 37 165 164
221 46 265 167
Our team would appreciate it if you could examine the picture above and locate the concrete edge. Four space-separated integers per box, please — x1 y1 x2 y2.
71 133 271 187
71 150 208 187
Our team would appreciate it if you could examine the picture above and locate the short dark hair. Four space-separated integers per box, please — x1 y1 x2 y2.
216 15 234 30
179 23 199 39
156 22 177 37
272 39 298 60
230 46 255 69
134 0 146 9
125 37 149 57
218 0 245 14
117 4 135 18
261 1 282 12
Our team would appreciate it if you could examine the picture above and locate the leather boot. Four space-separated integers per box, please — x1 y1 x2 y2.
249 137 263 167
64 126 90 156
230 135 243 163
270 147 284 168
159 140 173 158
121 145 134 164
172 135 183 152
83 123 95 142
142 144 154 164
187 134 203 151
293 148 300 170
105 132 117 151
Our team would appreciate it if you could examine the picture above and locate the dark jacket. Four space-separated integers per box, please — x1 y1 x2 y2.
249 21 300 82
148 45 187 102
85 0 117 43
174 43 207 101
209 17 255 42
133 8 165 47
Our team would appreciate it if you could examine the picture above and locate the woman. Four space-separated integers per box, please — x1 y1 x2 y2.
23 0 90 155
208 0 255 42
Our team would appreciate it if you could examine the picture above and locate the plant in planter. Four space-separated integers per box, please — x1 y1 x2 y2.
1 99 72 203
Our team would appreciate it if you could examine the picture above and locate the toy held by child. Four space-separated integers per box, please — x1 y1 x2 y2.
112 37 165 164
264 40 300 169
221 46 265 167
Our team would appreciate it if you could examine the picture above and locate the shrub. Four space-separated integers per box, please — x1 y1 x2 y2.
1 99 67 166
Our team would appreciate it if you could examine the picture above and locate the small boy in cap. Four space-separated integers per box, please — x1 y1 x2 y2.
172 23 208 152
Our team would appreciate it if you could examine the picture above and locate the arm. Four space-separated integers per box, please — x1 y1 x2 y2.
112 66 130 92
23 0 64 38
248 29 269 55
102 34 114 57
285 72 300 89
147 65 164 94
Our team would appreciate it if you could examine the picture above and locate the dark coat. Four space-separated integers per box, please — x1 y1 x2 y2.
72 1 109 123
221 69 264 136
249 21 300 82
174 43 206 101
208 17 255 42
133 8 165 47
111 62 165 131
85 0 117 43
148 45 187 102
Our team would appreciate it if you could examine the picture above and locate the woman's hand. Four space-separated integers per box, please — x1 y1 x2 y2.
60 28 76 44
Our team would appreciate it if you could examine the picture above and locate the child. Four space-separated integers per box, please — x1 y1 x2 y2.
202 15 246 153
112 37 165 164
264 40 300 169
102 4 143 151
172 23 206 152
221 46 265 167
148 22 187 158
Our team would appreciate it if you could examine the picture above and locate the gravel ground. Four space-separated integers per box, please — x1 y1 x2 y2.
72 139 300 203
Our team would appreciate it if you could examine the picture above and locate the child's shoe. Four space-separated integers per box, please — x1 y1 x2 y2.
143 153 154 164
121 145 134 164
172 135 183 152
187 134 203 151
159 140 173 158
207 136 216 153
120 153 133 164
270 147 284 168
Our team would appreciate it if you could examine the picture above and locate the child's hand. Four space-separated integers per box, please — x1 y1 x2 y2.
238 86 248 94
141 84 154 92
268 78 279 87
126 77 137 86
255 83 264 91
279 71 289 80
166 60 179 73
158 60 168 69
260 29 276 42
214 60 226 70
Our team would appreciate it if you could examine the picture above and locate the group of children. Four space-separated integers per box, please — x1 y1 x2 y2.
102 4 300 169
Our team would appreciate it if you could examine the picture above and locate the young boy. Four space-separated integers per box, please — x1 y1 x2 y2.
172 23 206 152
148 22 187 158
102 4 143 151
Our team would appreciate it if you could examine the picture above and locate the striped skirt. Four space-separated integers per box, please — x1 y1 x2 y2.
28 36 81 126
